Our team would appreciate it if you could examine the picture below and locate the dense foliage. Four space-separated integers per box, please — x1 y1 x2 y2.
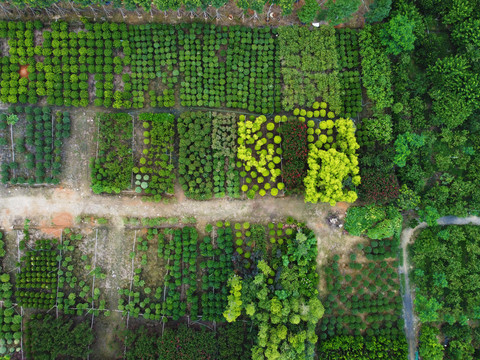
178 111 213 200
278 26 341 112
124 323 253 360
303 115 360 205
344 205 402 240
90 113 133 194
318 335 407 359
136 113 175 198
0 107 70 185
224 225 324 360
237 115 284 198
25 314 93 359
411 225 480 324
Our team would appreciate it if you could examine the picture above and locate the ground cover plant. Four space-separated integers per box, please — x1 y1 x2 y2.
90 112 133 194
236 114 285 199
135 112 175 198
0 107 70 185
278 26 341 112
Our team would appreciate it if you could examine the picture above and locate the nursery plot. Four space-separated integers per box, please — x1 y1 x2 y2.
0 20 279 114
211 112 240 198
0 230 21 358
199 222 235 321
319 243 404 340
128 24 178 109
236 114 285 199
119 226 199 322
91 112 133 194
278 26 341 112
0 107 70 185
118 228 168 322
177 111 214 200
336 28 363 119
134 113 175 198
57 228 108 317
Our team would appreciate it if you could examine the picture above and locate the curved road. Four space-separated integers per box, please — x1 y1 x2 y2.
400 215 480 360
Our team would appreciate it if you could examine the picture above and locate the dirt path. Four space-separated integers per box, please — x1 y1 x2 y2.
0 186 360 269
399 215 480 360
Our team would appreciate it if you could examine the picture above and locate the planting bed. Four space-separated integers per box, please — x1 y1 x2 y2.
91 112 133 194
0 106 70 185
0 20 280 114
237 114 285 199
135 112 175 198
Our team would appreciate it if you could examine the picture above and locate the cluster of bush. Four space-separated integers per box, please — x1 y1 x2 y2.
278 26 341 112
321 251 404 339
200 222 235 321
1 106 69 185
15 239 57 309
136 113 175 198
90 113 133 194
0 231 20 357
237 114 285 199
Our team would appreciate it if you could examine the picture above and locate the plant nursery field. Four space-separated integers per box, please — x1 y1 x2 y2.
0 0 480 358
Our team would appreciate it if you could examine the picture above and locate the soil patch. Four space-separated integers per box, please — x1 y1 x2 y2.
19 65 29 78
39 212 74 237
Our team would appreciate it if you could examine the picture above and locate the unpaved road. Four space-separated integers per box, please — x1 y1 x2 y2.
0 186 361 269
400 215 480 360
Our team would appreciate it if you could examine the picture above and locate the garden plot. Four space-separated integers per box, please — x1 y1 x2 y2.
278 26 341 112
0 107 70 185
118 228 168 322
0 20 280 114
336 28 363 119
91 112 133 194
133 112 176 199
319 236 405 346
236 114 285 199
